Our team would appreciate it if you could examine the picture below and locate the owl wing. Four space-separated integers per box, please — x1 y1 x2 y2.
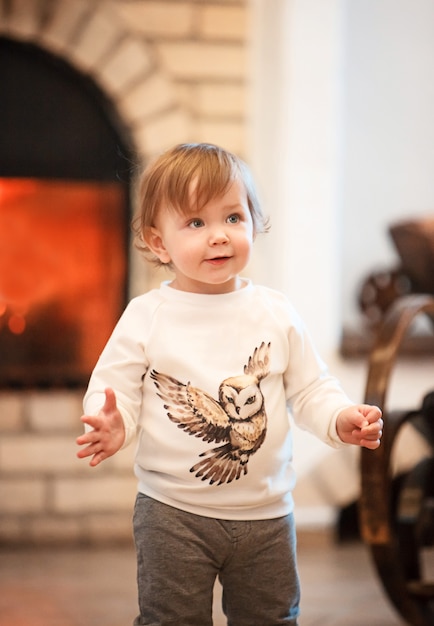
150 370 231 443
244 341 271 380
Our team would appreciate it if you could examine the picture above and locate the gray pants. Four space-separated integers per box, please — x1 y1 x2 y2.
133 493 300 626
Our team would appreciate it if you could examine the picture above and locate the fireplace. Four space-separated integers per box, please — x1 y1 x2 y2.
0 37 133 388
0 0 245 548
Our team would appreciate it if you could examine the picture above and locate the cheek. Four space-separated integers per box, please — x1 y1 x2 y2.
170 234 202 265
236 230 254 257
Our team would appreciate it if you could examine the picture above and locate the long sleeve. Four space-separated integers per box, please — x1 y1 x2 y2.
283 315 353 447
83 297 151 447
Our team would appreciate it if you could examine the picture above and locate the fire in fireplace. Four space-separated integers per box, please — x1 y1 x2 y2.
0 37 134 388
0 178 128 387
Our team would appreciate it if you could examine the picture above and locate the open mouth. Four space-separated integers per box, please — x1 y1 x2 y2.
206 256 230 265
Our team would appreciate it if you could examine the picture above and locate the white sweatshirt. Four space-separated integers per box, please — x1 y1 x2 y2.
84 280 353 520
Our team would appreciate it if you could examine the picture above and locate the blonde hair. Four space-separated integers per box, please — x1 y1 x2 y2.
133 143 269 266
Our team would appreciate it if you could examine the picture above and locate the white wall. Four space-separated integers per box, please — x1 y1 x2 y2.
341 0 434 325
249 0 434 525
248 0 344 358
249 0 434 335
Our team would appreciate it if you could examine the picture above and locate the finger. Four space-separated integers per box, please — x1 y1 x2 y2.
358 433 381 445
80 414 101 430
359 430 381 446
365 406 383 424
350 413 370 430
361 421 383 437
77 445 94 459
76 430 99 445
89 450 106 467
76 441 101 458
362 432 382 442
103 387 117 413
361 438 381 450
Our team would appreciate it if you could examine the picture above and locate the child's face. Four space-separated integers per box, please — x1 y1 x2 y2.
148 177 254 294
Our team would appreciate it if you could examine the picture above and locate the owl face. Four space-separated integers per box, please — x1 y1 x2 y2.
219 375 264 420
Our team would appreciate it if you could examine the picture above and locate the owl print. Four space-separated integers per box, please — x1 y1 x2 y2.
151 342 271 486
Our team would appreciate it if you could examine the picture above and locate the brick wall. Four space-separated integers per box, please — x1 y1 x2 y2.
114 0 248 155
0 390 136 545
0 0 249 546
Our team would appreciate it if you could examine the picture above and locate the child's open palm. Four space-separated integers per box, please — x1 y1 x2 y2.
76 388 125 466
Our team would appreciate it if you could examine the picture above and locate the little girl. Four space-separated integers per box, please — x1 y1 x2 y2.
77 142 383 626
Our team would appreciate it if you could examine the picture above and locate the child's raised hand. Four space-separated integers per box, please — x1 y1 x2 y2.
76 388 125 466
336 404 383 450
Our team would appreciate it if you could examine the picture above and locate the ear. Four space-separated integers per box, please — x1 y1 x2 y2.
143 227 171 264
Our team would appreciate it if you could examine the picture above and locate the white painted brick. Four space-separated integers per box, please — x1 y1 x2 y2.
27 515 83 544
115 1 194 37
28 391 83 432
197 119 245 155
97 38 152 95
86 512 133 544
134 109 193 156
0 516 26 543
173 82 194 113
199 6 247 40
157 42 246 80
0 394 24 432
41 0 91 53
0 479 46 513
0 435 80 473
68 6 123 71
5 0 44 40
54 476 137 513
120 73 177 123
196 83 245 116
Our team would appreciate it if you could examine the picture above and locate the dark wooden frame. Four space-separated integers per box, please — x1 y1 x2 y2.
359 294 434 625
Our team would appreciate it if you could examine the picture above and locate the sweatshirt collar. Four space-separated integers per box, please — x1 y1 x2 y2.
159 278 254 304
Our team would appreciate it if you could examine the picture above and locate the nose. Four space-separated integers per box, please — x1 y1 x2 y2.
209 226 229 245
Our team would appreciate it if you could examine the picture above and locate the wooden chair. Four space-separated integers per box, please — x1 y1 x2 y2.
359 294 434 625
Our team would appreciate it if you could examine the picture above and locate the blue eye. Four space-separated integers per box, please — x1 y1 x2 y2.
227 214 240 224
189 218 204 229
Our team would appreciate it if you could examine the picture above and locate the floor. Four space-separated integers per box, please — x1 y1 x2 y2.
0 535 406 626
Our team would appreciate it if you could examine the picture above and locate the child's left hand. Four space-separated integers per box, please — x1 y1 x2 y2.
336 405 383 449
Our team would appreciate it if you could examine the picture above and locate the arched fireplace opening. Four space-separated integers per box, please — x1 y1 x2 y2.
0 37 135 388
